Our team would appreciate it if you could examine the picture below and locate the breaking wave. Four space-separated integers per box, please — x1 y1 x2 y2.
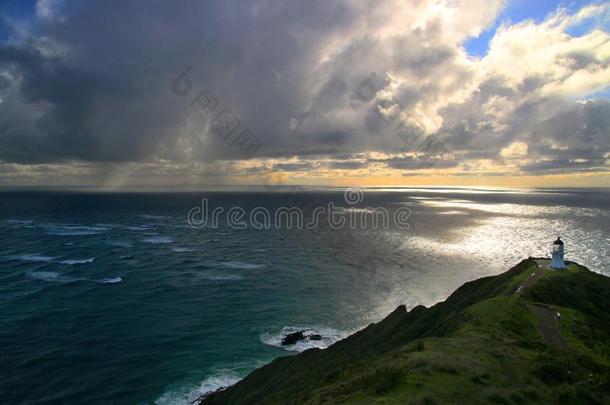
260 325 350 353
155 372 241 405
61 258 95 265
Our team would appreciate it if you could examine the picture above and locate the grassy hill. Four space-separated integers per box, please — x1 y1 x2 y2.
201 259 610 404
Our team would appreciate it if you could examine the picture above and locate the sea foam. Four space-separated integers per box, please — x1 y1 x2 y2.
155 373 241 405
61 258 95 265
101 277 122 284
261 325 350 353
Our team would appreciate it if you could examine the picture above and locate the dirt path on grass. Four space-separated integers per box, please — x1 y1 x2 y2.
516 260 571 352
522 266 546 292
526 303 571 352
513 261 546 295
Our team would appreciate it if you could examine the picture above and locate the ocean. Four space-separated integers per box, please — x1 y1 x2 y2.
1 188 608 404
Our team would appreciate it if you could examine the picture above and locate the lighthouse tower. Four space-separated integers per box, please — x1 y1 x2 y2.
551 236 566 269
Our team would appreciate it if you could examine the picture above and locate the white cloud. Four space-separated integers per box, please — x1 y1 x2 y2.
480 6 610 97
501 142 528 158
35 0 65 20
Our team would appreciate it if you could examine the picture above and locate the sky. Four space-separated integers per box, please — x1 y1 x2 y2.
0 0 608 189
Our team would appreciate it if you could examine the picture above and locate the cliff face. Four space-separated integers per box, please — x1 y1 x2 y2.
202 259 610 404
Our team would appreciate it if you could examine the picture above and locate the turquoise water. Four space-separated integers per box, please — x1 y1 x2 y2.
1 189 609 404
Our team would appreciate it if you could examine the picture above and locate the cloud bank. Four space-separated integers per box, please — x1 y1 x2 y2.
0 0 608 187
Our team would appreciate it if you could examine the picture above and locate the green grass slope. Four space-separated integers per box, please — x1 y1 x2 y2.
202 259 610 404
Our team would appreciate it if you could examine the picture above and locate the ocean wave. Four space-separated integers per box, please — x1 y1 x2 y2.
61 258 95 265
155 373 241 405
25 271 86 284
260 325 350 353
44 224 109 236
128 225 156 231
142 236 174 244
172 247 194 253
219 261 263 270
26 270 121 285
49 231 103 236
100 277 122 284
139 214 172 220
17 254 56 262
26 270 61 282
5 219 34 225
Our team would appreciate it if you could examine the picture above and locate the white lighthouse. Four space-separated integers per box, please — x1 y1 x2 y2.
551 236 566 269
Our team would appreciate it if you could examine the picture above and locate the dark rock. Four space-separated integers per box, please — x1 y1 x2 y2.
308 334 323 341
281 331 306 346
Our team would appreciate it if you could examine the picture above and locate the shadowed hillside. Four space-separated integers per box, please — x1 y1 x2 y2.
202 259 610 404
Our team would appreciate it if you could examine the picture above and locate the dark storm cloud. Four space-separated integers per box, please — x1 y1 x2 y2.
0 0 608 179
518 158 608 173
328 161 368 170
384 155 460 170
0 0 360 163
1 0 482 166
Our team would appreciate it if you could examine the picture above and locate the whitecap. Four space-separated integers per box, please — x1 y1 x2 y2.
45 224 109 236
17 254 56 262
61 257 95 265
142 236 174 244
155 373 241 405
261 326 350 353
219 261 263 270
100 277 122 284
172 247 194 253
